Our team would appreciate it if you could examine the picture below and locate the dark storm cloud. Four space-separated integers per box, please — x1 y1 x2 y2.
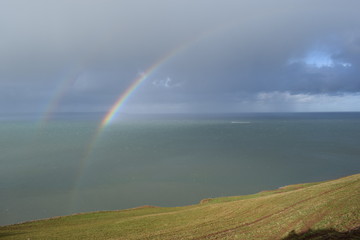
1 0 360 113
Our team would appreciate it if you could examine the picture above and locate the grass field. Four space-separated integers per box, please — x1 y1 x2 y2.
1 174 360 239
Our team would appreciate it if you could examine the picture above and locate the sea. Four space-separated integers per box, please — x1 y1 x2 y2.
1 112 360 226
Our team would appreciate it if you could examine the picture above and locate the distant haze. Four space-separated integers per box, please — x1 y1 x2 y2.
1 0 360 116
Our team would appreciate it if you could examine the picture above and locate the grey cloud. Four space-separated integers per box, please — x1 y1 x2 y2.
1 0 360 113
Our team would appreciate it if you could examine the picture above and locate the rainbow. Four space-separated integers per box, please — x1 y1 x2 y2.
41 71 82 125
70 26 229 210
69 45 191 209
99 23 232 127
75 41 194 171
100 45 188 128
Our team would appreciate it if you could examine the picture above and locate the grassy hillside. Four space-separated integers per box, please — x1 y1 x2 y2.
1 174 360 240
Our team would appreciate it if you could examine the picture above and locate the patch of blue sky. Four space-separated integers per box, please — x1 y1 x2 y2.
289 49 352 68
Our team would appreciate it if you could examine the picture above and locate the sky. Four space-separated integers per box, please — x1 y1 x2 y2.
1 0 360 116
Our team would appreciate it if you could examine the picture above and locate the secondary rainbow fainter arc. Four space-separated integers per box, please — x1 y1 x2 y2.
40 71 82 125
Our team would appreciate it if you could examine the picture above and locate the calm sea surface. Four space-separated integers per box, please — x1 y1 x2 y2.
1 113 360 225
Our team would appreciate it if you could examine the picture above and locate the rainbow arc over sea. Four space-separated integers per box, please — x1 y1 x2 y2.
70 26 228 209
70 38 197 205
99 23 231 128
100 47 187 129
84 39 195 155
40 71 83 125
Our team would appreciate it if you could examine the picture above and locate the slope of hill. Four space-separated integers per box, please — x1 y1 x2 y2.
1 174 359 240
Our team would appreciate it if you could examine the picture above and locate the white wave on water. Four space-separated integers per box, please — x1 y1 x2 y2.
231 121 251 124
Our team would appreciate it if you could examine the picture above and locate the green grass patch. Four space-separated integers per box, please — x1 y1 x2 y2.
1 174 359 239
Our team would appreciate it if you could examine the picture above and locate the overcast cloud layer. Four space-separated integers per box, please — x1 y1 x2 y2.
1 0 360 115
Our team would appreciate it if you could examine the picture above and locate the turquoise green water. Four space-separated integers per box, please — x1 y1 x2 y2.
1 113 360 225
